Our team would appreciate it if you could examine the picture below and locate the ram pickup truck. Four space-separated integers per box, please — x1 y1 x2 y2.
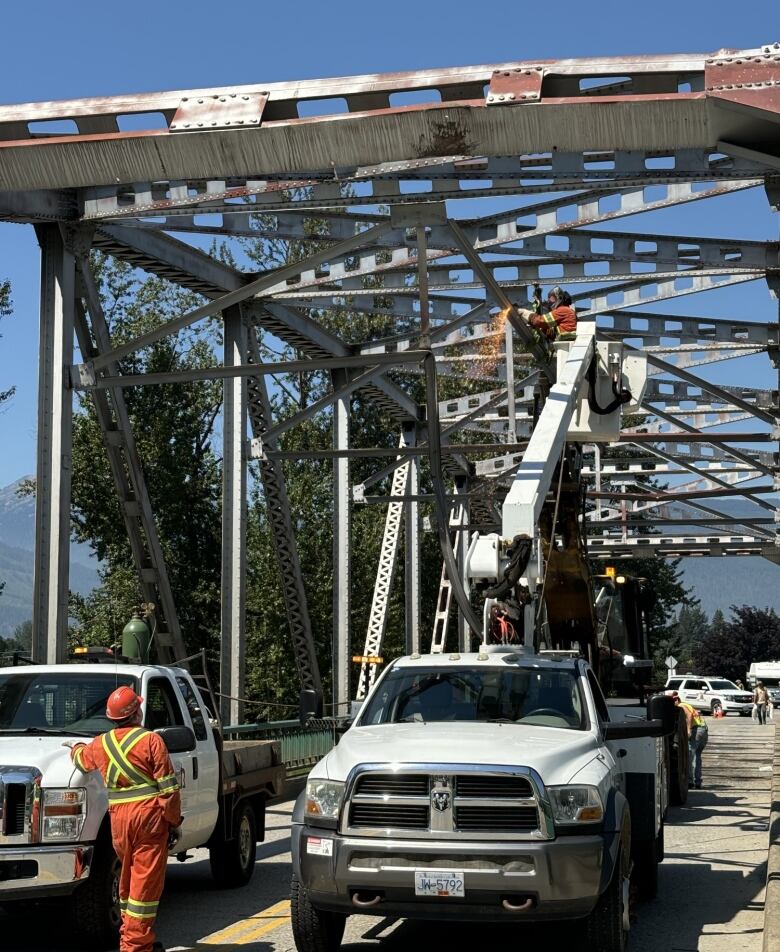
291 647 673 952
0 662 284 948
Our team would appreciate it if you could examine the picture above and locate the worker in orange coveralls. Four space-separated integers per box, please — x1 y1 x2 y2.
67 687 182 952
527 285 578 342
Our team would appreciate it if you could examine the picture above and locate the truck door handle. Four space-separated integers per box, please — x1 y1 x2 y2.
192 757 199 780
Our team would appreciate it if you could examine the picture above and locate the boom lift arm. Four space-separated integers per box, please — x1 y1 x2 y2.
465 319 647 668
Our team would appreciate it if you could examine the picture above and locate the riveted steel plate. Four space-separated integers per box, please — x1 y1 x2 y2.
171 91 268 131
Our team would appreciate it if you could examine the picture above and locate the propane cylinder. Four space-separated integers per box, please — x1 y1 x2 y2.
122 612 152 663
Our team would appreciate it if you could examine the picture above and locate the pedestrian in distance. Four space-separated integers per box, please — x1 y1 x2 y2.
667 690 708 789
64 687 182 952
754 682 770 725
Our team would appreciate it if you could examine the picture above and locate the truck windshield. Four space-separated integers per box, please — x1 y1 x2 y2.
707 680 738 691
360 666 586 730
0 672 138 735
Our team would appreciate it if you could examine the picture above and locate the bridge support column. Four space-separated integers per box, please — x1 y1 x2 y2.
221 306 248 725
332 370 351 714
404 423 420 655
32 225 74 664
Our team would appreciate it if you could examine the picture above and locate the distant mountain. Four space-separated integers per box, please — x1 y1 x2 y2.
679 557 780 620
629 496 780 621
0 478 100 636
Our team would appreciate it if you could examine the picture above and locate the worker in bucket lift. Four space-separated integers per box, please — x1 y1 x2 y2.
526 285 578 342
65 687 182 952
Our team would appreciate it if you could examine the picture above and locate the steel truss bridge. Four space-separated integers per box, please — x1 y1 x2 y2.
3 44 779 720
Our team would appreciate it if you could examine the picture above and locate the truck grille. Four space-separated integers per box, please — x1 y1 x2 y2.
0 767 42 843
354 774 429 797
349 803 430 829
455 805 538 832
455 775 532 798
344 768 544 840
4 785 26 836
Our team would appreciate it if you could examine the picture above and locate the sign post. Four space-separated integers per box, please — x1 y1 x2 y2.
665 655 678 679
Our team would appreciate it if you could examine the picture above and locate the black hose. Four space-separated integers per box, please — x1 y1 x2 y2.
586 354 632 416
423 352 484 637
485 534 532 599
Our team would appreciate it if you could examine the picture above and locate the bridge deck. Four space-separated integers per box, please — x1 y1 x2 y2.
1 716 774 950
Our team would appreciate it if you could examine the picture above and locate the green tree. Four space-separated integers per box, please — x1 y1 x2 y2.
69 256 223 661
692 605 780 681
653 603 710 676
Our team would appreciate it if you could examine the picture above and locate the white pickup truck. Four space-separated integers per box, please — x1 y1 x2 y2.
0 662 284 948
291 647 674 952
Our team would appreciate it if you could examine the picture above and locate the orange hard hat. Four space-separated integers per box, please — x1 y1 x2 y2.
106 686 143 721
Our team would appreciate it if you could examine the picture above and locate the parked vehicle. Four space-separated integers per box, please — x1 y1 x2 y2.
0 662 284 948
747 662 780 708
291 648 674 952
664 674 753 715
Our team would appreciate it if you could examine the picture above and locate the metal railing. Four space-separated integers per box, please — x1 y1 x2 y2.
223 719 339 778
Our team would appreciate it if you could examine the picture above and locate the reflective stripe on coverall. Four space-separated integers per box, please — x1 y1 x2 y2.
72 727 182 952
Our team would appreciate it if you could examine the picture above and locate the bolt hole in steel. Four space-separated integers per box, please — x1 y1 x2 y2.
352 892 383 907
238 814 252 868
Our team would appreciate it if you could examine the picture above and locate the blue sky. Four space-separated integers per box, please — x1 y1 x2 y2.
0 0 778 486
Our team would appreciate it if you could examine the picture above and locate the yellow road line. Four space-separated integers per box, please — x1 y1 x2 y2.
198 898 291 946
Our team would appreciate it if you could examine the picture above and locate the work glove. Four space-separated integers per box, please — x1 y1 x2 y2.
167 826 182 851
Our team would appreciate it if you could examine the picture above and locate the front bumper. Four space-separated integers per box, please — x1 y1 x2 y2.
0 844 94 900
721 701 753 713
292 824 613 922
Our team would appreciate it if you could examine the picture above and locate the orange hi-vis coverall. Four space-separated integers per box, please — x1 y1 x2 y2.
71 727 182 952
529 304 577 341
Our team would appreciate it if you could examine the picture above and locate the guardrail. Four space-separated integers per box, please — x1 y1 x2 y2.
765 725 780 952
223 718 339 778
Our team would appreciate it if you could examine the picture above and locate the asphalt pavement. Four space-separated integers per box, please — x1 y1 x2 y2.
1 714 774 951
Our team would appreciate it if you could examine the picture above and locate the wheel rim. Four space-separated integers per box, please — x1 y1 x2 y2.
621 874 631 934
238 814 252 869
109 857 122 928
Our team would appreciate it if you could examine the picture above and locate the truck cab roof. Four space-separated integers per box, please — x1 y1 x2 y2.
389 649 582 673
0 663 185 679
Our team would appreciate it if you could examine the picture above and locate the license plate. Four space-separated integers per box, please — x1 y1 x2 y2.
414 869 465 898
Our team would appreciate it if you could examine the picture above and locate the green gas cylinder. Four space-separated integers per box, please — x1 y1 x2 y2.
122 613 152 663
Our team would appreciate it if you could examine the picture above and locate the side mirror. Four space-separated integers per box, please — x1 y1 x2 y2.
647 693 677 736
604 719 664 741
300 689 324 725
156 725 196 753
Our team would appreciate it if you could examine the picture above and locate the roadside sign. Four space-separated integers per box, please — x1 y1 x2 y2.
665 655 678 670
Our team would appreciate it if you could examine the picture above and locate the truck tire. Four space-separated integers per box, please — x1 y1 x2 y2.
669 716 689 806
587 849 629 952
210 801 257 888
632 826 663 900
291 873 346 952
70 841 122 950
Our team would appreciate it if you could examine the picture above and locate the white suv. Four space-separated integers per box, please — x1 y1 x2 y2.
665 674 753 716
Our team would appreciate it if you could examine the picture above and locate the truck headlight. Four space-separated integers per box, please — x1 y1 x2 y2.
305 780 344 824
547 785 604 824
42 788 87 841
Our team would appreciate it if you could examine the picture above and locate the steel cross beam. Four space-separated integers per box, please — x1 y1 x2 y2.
3 45 780 192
